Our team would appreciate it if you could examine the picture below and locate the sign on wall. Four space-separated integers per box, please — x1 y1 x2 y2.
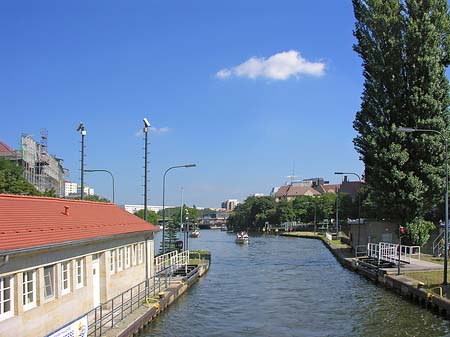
46 314 88 337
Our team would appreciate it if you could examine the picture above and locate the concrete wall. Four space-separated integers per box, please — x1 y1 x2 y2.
0 232 155 337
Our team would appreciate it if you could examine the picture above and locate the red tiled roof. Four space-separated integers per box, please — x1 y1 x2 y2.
0 194 159 252
0 142 16 157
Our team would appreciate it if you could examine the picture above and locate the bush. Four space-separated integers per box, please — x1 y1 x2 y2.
405 217 435 247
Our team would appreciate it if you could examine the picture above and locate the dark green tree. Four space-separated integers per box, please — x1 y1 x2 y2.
352 0 450 223
134 209 158 225
275 200 295 223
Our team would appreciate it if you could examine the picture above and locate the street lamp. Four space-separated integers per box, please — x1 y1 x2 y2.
84 169 115 203
162 164 196 254
335 172 362 257
76 123 86 200
143 118 151 221
398 126 448 284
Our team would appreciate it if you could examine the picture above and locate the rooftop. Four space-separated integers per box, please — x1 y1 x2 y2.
0 194 159 253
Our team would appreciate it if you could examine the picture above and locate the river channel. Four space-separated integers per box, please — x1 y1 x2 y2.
140 230 450 337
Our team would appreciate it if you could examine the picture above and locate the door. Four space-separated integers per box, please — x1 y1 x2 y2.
92 254 100 307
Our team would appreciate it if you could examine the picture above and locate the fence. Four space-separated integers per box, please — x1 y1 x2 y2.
87 273 171 337
154 250 189 274
367 242 421 265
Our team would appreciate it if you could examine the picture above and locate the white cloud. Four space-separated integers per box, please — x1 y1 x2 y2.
216 50 325 80
134 127 172 137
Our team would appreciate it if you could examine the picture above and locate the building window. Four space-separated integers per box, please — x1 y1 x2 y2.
138 243 144 264
61 261 71 295
43 265 55 300
117 248 123 272
110 250 116 275
125 246 131 268
132 244 137 266
22 270 36 310
75 258 84 289
0 276 13 320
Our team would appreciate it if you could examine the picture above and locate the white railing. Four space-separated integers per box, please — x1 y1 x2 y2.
366 242 421 265
154 250 190 274
433 230 445 257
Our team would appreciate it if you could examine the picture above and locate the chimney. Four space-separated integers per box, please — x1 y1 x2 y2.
64 206 70 216
344 175 348 183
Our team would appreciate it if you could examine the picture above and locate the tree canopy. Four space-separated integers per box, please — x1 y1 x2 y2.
353 0 450 223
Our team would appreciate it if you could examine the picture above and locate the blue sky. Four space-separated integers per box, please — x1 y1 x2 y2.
0 1 363 207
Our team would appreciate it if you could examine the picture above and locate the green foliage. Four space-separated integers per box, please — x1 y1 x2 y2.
275 200 295 223
134 209 158 224
352 0 450 223
168 205 199 223
0 158 40 195
405 217 436 247
83 194 110 203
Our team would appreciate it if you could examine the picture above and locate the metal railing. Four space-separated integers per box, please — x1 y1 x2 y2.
433 230 445 257
367 242 421 265
154 250 189 274
87 273 173 337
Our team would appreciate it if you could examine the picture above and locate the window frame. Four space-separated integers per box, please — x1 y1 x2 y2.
22 270 36 311
43 265 55 300
125 246 131 268
61 261 71 295
117 248 123 272
132 244 137 266
138 243 144 264
110 250 116 275
75 258 84 289
0 275 14 320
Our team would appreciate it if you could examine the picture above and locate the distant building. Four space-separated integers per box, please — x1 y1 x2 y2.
273 176 363 202
221 199 239 211
274 185 321 201
0 194 159 337
251 193 265 197
0 133 67 196
64 181 77 196
121 204 177 214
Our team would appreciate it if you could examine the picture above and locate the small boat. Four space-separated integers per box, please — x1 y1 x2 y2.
190 229 200 238
235 231 249 244
220 225 227 231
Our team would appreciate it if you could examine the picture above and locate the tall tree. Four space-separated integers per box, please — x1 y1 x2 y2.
353 0 450 223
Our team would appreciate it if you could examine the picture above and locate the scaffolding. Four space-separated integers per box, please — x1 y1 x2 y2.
17 130 67 196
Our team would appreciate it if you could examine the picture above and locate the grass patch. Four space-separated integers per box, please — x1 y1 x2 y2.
404 270 449 289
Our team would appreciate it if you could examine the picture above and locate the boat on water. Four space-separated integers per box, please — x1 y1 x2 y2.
190 229 200 238
220 225 227 231
235 231 249 244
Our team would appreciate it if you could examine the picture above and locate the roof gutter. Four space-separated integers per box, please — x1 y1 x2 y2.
0 230 156 256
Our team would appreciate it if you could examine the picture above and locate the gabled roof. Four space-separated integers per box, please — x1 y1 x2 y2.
274 185 321 198
0 142 16 158
0 194 159 252
321 184 340 193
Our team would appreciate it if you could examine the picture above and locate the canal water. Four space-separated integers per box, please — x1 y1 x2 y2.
141 230 450 337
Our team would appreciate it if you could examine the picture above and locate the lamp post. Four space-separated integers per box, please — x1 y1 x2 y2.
143 118 151 221
398 126 448 284
84 169 115 203
335 172 362 257
76 123 86 200
162 164 196 254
